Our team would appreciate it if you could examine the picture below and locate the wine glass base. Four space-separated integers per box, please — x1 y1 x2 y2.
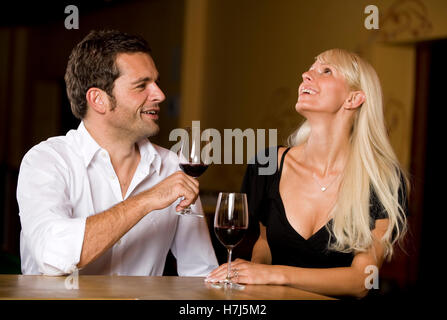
209 280 245 291
224 281 245 290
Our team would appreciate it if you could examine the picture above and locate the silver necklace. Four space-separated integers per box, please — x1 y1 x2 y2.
302 144 344 192
311 172 340 192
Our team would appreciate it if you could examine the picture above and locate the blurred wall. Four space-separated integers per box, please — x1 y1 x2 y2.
180 0 447 192
0 0 184 170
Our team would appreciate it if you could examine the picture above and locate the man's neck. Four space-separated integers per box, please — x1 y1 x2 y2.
83 120 142 198
83 120 141 169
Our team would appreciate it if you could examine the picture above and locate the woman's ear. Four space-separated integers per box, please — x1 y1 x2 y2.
344 91 365 110
86 88 108 114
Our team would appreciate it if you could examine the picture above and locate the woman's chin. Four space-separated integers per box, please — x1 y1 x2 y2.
295 101 314 115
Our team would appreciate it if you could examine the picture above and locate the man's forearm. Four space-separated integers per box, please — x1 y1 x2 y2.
77 193 151 269
76 171 199 269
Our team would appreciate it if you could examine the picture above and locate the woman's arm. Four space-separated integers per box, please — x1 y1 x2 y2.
274 219 387 298
207 219 388 298
250 223 272 264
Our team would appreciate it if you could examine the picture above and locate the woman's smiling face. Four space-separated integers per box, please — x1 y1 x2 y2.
296 60 352 115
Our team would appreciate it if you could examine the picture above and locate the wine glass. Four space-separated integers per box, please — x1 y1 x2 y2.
177 126 211 217
214 192 249 289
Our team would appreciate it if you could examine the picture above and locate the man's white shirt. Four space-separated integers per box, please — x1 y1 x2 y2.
17 122 218 276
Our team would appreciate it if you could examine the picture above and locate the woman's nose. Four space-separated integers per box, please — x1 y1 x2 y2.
302 71 313 82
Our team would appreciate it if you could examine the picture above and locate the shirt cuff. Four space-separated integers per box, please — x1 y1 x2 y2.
38 217 86 275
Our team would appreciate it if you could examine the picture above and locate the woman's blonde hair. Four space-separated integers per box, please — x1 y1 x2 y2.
287 49 409 260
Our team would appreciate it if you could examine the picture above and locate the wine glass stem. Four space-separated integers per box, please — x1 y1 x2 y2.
226 247 233 283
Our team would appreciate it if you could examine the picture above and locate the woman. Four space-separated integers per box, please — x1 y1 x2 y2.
206 48 409 298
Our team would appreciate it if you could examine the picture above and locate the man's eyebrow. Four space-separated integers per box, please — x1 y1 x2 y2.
131 76 159 85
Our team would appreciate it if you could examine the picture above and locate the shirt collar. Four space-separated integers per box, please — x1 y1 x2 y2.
76 121 161 174
137 137 162 176
77 121 102 167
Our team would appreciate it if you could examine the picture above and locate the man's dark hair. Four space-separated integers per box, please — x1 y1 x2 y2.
64 30 152 119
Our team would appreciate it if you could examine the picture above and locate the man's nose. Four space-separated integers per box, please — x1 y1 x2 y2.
150 83 166 103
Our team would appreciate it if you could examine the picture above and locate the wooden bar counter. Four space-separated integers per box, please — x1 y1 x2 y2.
0 275 334 300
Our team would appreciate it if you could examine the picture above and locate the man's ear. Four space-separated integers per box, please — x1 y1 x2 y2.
86 88 108 114
344 91 365 110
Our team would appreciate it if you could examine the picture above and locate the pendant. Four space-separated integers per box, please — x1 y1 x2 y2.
321 187 327 192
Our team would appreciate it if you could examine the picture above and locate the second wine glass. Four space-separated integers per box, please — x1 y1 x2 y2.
214 192 249 289
177 126 210 217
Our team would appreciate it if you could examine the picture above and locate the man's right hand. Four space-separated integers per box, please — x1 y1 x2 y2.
142 171 200 212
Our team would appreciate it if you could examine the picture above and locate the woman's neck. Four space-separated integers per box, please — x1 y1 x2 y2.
302 118 351 176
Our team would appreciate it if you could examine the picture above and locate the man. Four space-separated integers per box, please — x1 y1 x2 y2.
17 30 218 276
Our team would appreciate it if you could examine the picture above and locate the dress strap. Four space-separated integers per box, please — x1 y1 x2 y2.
279 147 291 176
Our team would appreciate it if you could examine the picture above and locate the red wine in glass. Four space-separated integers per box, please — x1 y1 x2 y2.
179 163 209 178
214 226 247 248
